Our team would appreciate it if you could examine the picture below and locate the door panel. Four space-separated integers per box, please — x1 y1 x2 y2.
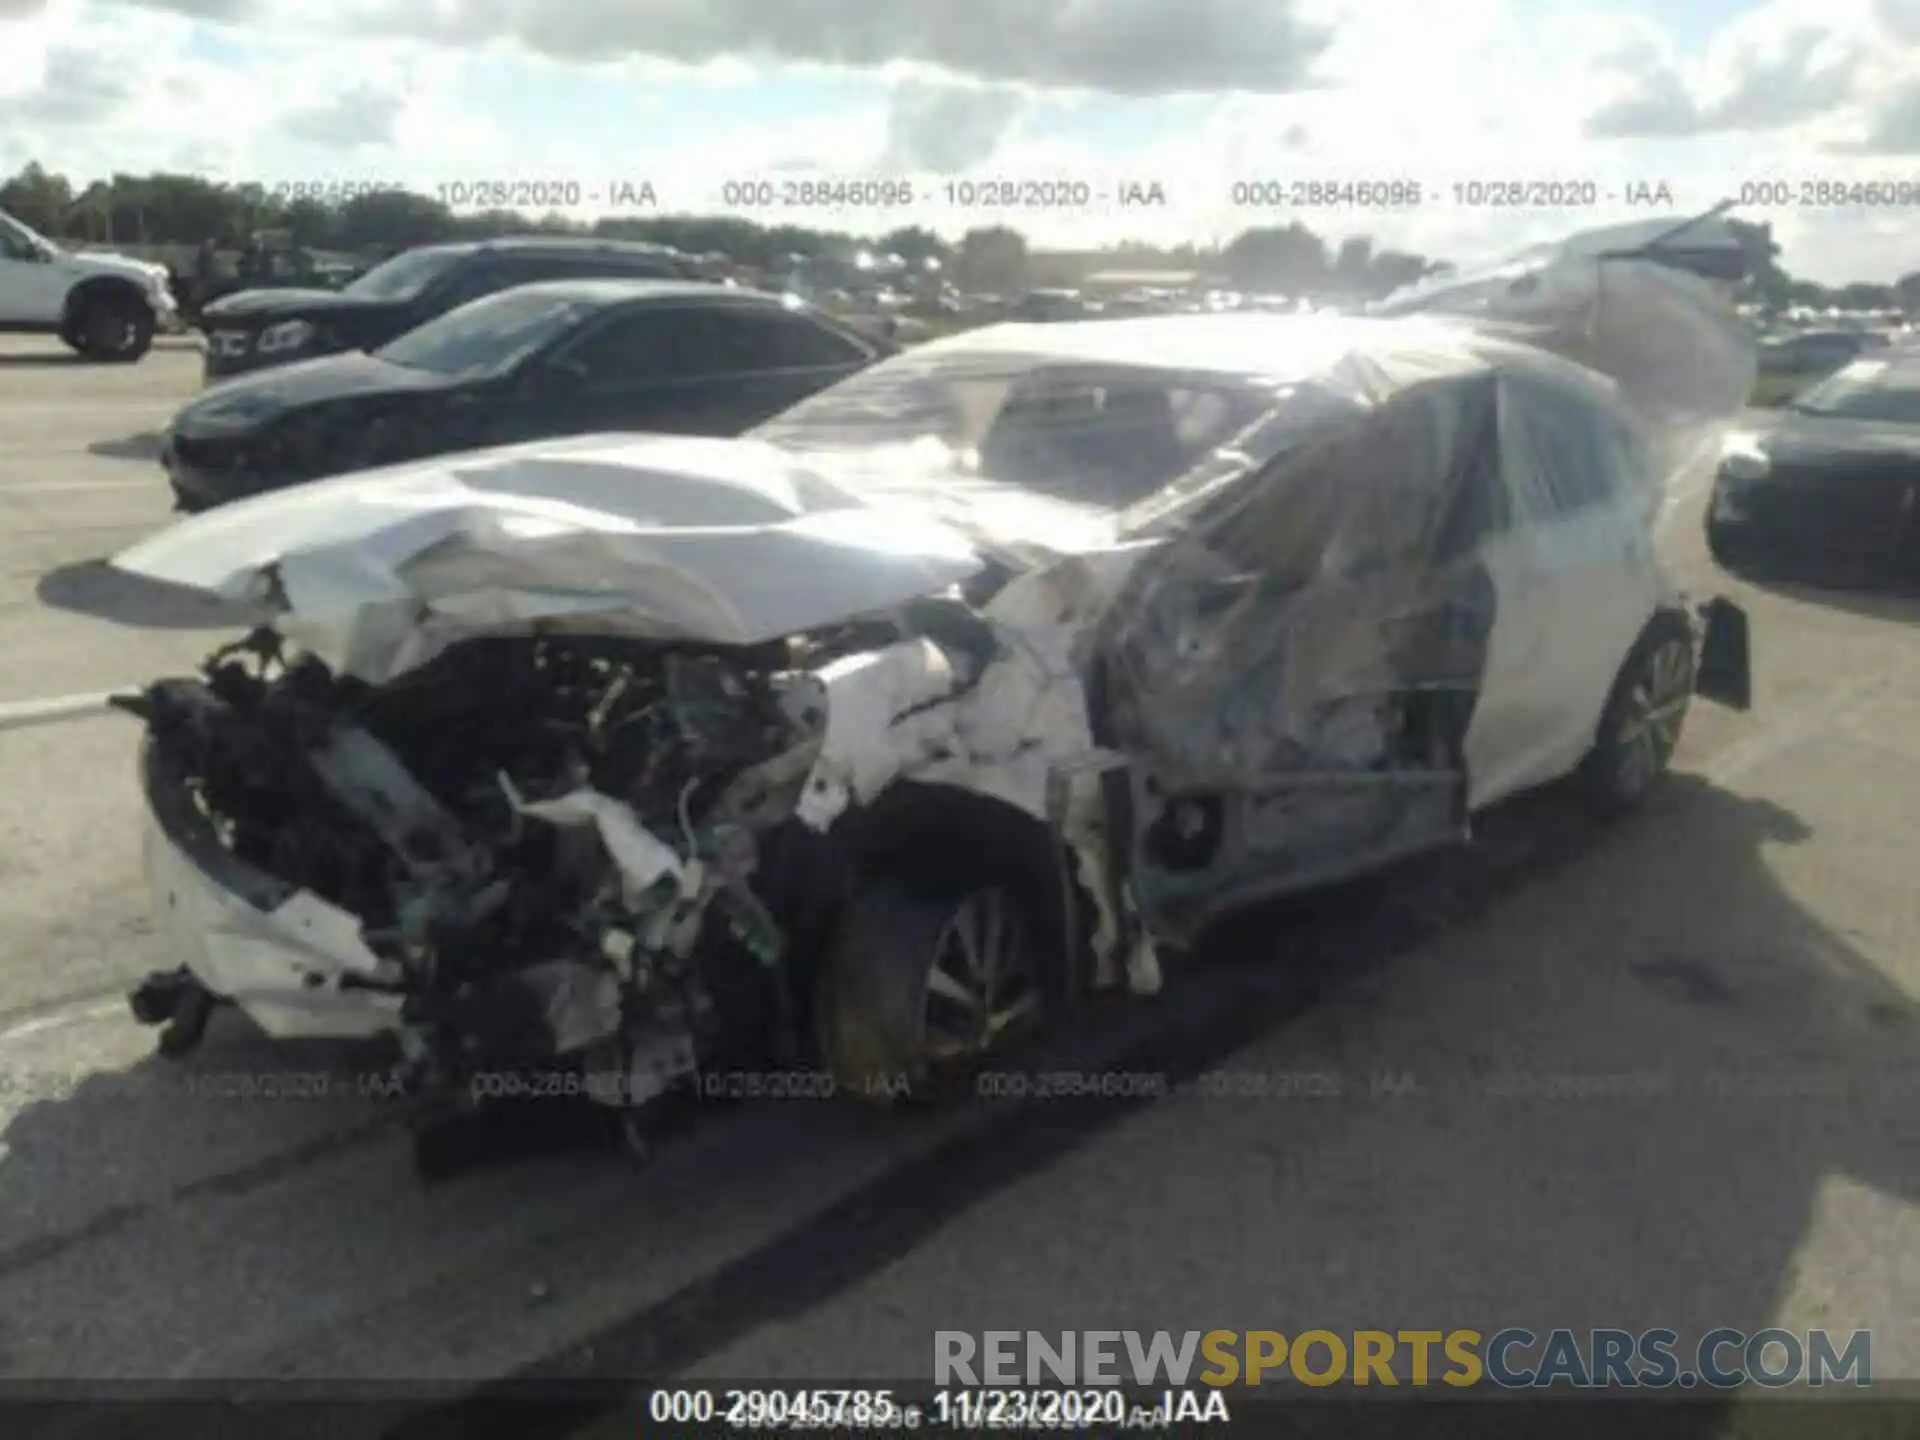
2 256 69 323
1461 523 1558 806
1462 378 1658 806
1118 381 1494 939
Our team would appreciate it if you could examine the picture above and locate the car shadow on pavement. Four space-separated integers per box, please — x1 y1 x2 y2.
36 558 259 631
0 353 84 369
1 776 1916 1399
87 433 164 463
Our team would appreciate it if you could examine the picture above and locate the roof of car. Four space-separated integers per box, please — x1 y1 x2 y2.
406 236 690 263
922 313 1609 395
1845 346 1920 378
1773 328 1875 344
487 278 817 309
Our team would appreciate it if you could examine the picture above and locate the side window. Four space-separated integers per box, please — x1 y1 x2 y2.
705 311 874 371
1433 380 1508 559
0 219 42 262
490 255 668 286
596 257 683 280
1206 386 1466 582
423 260 504 314
1804 337 1858 369
557 309 689 384
1499 379 1623 521
490 256 580 287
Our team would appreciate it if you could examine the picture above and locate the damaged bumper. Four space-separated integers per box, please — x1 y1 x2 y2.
118 636 825 1102
118 584 1137 1117
138 730 403 1040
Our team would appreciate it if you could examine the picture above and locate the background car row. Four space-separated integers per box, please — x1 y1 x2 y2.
163 239 891 509
1708 344 1920 577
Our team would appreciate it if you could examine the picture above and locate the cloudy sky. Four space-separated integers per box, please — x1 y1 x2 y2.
1 0 1917 281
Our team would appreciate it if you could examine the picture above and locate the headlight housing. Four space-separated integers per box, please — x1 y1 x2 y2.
258 319 317 354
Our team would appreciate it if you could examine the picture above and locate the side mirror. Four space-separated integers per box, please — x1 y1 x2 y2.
540 358 588 390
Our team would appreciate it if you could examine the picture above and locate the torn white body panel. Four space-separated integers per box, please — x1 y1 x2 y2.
143 819 401 1039
794 546 1159 990
506 783 691 907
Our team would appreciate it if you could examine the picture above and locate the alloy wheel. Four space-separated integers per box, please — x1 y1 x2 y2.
93 312 136 355
1612 637 1692 799
921 887 1042 1064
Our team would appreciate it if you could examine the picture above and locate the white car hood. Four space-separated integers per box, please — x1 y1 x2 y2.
73 250 167 285
110 433 1034 679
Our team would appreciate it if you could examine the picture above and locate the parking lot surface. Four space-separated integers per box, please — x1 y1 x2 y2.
1 333 1916 1413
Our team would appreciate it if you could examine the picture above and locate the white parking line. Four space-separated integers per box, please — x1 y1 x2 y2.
0 998 128 1047
0 478 159 496
0 691 119 732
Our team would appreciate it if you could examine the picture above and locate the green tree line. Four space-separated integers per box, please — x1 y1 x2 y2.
4 160 1915 309
0 160 1446 298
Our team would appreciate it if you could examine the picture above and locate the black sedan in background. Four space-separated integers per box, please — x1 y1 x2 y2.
161 280 888 511
1755 328 1890 381
197 236 694 381
1708 348 1920 572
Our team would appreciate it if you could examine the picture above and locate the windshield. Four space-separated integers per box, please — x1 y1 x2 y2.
344 247 464 301
375 290 586 377
0 210 58 262
1789 358 1920 423
754 349 1272 511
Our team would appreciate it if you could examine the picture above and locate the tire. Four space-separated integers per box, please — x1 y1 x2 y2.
72 292 155 363
815 846 1076 1109
1580 611 1695 816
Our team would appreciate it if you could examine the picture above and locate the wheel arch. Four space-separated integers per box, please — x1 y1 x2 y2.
759 780 1097 1023
61 274 154 330
798 779 1098 1099
837 780 1094 987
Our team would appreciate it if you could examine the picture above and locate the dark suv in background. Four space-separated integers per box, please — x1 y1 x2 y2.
196 236 695 382
161 280 889 511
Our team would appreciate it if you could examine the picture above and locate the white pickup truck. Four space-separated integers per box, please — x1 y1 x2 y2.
0 207 181 362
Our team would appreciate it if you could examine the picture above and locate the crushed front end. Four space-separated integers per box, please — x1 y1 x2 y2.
124 624 850 1112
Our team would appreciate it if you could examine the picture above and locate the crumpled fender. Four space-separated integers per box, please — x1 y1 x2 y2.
795 545 1163 992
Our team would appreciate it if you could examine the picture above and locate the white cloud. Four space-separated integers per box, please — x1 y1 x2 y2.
1580 0 1918 148
2 0 1917 279
108 0 1340 97
882 79 1029 173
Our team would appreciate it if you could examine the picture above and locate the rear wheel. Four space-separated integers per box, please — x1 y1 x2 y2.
1580 612 1695 815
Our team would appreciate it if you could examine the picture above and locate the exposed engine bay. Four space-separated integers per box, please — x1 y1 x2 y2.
125 621 924 1110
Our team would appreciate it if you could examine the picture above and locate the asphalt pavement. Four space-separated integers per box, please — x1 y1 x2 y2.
0 333 1916 1420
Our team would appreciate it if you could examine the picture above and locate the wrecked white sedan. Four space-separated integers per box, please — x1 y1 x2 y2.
104 234 1754 1132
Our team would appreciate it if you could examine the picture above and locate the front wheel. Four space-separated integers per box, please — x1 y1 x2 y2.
815 876 1058 1107
73 294 155 363
1580 612 1695 815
